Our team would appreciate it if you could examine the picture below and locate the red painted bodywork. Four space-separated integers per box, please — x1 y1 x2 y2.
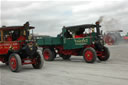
123 36 128 40
75 34 85 38
0 22 42 72
0 41 21 55
0 24 34 65
104 35 114 45
0 58 4 62
56 46 78 55
43 44 104 57
0 36 26 55
0 35 28 64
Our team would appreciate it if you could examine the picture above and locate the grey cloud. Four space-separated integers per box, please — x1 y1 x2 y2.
1 0 128 36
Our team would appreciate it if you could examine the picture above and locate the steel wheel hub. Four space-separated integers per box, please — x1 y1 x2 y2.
85 50 93 61
10 57 17 70
44 51 50 60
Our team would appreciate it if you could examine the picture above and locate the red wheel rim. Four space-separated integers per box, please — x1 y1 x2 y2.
85 50 93 61
43 51 50 60
10 56 17 70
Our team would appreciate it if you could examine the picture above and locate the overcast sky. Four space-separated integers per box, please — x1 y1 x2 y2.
1 0 128 36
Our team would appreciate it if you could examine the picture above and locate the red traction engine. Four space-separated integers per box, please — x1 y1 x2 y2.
0 22 44 72
104 30 123 45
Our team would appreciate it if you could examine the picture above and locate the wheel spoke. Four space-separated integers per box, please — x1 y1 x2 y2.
10 56 17 70
85 50 93 61
43 51 50 60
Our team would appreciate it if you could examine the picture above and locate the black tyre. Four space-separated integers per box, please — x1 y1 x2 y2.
43 48 55 61
51 48 57 58
97 46 110 61
83 47 97 63
32 51 44 69
9 53 22 72
60 54 71 60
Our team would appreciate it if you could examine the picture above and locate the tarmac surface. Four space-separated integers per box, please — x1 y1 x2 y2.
0 44 128 85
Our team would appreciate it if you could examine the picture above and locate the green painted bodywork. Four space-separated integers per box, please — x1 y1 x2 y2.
36 37 62 45
63 33 96 49
36 32 96 50
36 24 99 50
63 37 92 49
126 32 128 36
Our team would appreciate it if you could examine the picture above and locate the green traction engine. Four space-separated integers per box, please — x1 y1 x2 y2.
36 22 110 63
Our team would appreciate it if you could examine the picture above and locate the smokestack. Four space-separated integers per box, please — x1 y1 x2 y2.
96 16 104 24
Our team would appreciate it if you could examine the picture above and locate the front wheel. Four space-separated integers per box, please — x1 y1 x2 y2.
83 47 97 63
32 51 44 69
97 46 110 61
9 53 22 72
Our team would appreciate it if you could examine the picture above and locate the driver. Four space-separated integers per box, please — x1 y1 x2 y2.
75 28 85 38
12 30 20 41
12 30 26 41
17 30 26 41
7 34 12 41
64 30 72 38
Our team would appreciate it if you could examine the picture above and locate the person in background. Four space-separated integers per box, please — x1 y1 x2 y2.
75 28 85 38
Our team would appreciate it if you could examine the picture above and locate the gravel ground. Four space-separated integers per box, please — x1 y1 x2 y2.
0 44 128 85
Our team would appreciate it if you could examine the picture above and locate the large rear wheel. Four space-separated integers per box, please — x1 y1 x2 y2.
9 53 22 72
97 46 110 61
43 48 55 61
83 47 97 63
32 51 44 69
